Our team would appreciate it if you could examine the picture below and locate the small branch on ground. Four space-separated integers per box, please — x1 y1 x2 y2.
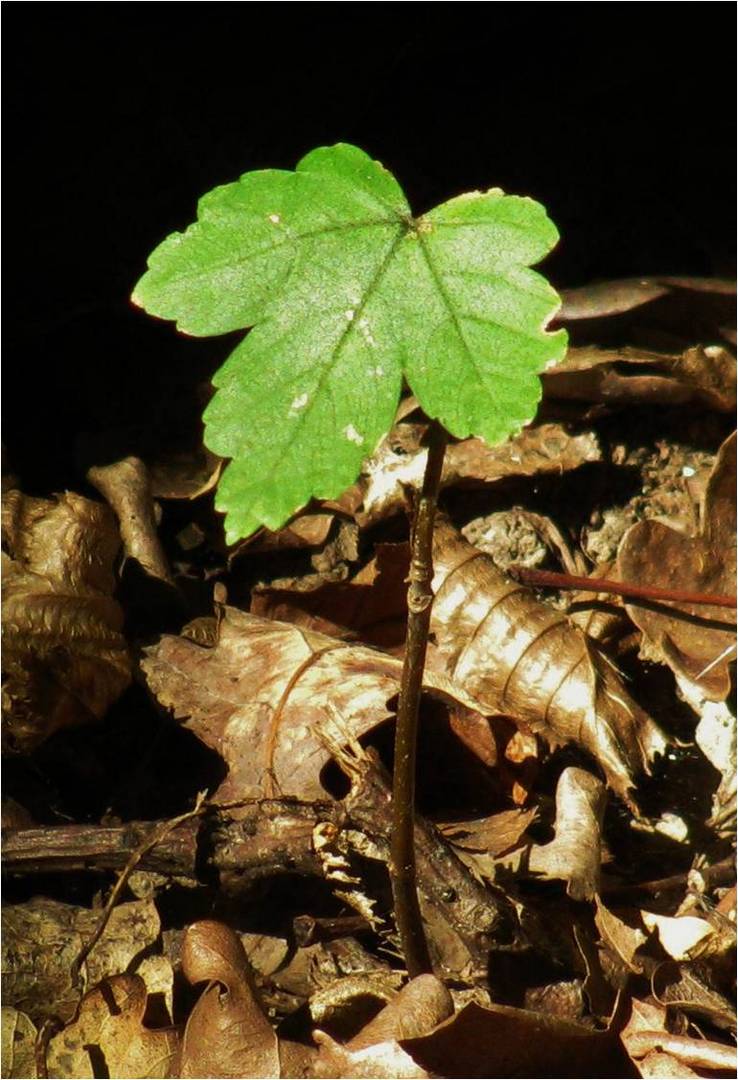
509 565 737 609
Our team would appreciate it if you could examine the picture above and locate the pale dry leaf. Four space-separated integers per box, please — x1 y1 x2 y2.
1 1007 37 1080
525 767 606 900
640 913 714 961
179 919 279 1079
141 607 482 803
618 431 736 701
1 897 160 1025
430 520 667 807
2 490 131 751
542 344 736 412
46 974 179 1080
594 897 647 973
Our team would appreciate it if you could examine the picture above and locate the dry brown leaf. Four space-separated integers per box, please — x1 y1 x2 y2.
439 807 537 858
2 490 131 751
251 542 410 652
141 607 481 803
594 898 647 973
360 421 601 525
542 345 736 412
312 975 452 1079
179 920 280 1079
525 767 606 900
400 999 629 1079
558 275 735 331
1 1007 37 1079
46 974 179 1079
652 960 737 1032
1 897 160 1025
430 520 667 807
617 431 736 701
622 997 737 1077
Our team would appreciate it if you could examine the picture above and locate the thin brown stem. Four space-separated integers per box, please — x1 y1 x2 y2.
508 565 737 609
390 421 447 978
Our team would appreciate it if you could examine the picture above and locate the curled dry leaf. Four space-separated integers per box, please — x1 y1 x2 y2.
141 607 481 803
2 490 131 751
525 767 606 900
87 456 174 587
45 974 180 1080
1 897 161 1025
430 520 667 807
360 421 601 525
542 345 736 412
617 431 737 701
312 975 452 1080
179 920 280 1079
652 961 737 1032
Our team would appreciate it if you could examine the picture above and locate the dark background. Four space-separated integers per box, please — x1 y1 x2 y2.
5 5 735 492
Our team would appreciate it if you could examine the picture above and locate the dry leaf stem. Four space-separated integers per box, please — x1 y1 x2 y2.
509 565 737 609
391 420 447 978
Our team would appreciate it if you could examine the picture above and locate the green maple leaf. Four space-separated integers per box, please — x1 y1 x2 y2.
133 144 567 542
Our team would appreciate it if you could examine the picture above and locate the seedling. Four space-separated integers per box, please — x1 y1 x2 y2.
134 144 567 975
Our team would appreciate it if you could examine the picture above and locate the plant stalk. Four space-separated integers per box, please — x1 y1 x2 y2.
391 420 447 977
508 565 737 609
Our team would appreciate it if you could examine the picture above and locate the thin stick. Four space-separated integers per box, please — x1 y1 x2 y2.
508 565 737 609
71 792 207 986
390 421 447 978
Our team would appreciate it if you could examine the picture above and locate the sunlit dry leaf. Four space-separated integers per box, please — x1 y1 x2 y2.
641 913 715 961
142 607 482 803
430 520 667 806
439 807 537 858
180 920 279 1079
360 421 601 525
1 1007 37 1079
401 999 629 1079
594 897 647 973
46 975 179 1079
1 490 131 752
542 345 736 412
1 898 160 1025
618 431 736 701
525 767 606 900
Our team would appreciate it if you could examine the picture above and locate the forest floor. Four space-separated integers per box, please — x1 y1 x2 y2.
2 276 736 1079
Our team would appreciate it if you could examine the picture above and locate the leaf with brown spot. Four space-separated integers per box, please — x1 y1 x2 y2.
141 608 482 803
617 431 736 701
1 490 131 752
179 920 280 1079
430 520 667 807
45 975 179 1080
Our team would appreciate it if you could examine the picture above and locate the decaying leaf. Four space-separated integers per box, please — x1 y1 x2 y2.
652 960 737 1032
360 421 601 525
542 345 736 412
179 920 280 1079
617 431 736 701
1 897 161 1025
141 607 482 803
525 767 606 900
440 806 537 859
401 999 629 1079
2 490 131 751
1 1007 37 1080
46 975 179 1080
430 520 667 806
